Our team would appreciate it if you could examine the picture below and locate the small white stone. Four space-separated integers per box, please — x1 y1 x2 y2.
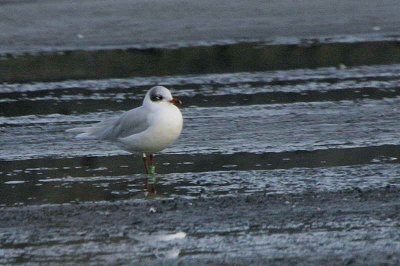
372 26 381 31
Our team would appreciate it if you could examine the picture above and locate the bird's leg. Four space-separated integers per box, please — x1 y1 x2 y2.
148 154 157 194
149 154 156 175
142 153 149 190
142 153 157 193
142 153 149 174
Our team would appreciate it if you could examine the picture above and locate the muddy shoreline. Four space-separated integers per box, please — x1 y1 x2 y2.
1 0 400 54
2 0 400 264
1 187 400 264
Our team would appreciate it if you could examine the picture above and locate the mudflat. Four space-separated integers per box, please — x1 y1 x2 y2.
1 188 400 264
0 0 399 53
2 0 400 264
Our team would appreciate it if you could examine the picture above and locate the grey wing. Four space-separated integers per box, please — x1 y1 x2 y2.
67 107 150 140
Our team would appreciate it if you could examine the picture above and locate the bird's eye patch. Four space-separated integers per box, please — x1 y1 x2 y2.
150 94 163 101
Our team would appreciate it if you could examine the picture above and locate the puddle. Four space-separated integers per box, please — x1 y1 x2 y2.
1 161 400 206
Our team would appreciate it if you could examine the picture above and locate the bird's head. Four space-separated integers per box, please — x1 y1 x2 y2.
144 86 182 107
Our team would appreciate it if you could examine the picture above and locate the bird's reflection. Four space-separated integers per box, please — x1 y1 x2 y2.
144 176 158 195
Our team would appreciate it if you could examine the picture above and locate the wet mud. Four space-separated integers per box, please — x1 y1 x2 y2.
2 7 400 261
1 188 400 265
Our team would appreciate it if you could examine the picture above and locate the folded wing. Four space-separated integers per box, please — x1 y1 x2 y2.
66 107 150 140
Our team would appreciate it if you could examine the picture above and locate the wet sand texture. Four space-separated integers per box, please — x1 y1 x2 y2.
2 0 400 264
0 0 399 53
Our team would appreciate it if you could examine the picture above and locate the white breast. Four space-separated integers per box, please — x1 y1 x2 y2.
117 104 183 154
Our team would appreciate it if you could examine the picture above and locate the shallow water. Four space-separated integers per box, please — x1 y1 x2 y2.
1 41 400 207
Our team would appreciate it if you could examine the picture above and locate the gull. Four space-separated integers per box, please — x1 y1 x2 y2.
67 86 183 182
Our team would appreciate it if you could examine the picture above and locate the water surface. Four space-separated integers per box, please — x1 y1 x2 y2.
1 41 400 206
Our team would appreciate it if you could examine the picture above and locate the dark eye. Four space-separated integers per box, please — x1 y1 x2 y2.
151 94 163 101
